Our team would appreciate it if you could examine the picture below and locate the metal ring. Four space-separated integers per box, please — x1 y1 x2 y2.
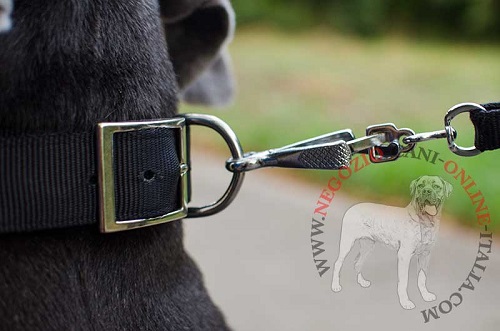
444 103 485 157
180 114 245 218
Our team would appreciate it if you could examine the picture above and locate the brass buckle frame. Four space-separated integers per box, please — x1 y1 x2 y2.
97 118 189 233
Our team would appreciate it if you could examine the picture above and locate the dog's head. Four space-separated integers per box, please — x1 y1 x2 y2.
410 175 452 218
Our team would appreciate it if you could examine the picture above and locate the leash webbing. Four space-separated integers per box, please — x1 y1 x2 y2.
471 103 500 152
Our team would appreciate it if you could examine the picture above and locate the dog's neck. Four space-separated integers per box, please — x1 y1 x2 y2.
417 213 439 228
0 2 233 329
407 203 440 228
0 0 178 134
0 0 187 260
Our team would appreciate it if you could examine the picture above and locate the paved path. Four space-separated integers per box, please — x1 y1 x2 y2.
184 150 499 331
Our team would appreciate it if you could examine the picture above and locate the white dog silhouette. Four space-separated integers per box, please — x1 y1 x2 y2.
331 175 452 309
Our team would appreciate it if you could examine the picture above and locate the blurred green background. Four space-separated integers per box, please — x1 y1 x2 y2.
182 2 500 231
233 0 500 41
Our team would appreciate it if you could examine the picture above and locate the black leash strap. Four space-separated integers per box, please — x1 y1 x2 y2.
470 102 500 152
0 128 181 233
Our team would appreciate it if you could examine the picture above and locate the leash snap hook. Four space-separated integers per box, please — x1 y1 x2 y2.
226 130 356 172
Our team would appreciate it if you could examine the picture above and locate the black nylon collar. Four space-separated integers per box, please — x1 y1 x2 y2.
0 126 184 233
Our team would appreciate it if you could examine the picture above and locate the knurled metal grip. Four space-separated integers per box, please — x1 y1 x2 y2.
296 142 351 169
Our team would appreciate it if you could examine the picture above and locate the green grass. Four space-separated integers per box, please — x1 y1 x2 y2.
181 27 500 231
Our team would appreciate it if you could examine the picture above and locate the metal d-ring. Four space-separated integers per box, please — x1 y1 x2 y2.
180 114 245 218
445 103 486 157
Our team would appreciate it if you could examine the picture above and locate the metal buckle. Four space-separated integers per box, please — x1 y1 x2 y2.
97 118 189 233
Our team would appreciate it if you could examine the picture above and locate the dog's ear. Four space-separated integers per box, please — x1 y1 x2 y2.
180 51 234 106
161 0 236 107
0 0 13 32
440 177 453 198
410 176 422 197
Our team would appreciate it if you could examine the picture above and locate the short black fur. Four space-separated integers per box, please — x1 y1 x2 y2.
0 0 230 329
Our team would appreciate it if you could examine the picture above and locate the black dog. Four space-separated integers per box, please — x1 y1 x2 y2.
0 0 233 329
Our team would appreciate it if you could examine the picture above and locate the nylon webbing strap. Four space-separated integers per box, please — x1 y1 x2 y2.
470 102 500 152
0 128 181 233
